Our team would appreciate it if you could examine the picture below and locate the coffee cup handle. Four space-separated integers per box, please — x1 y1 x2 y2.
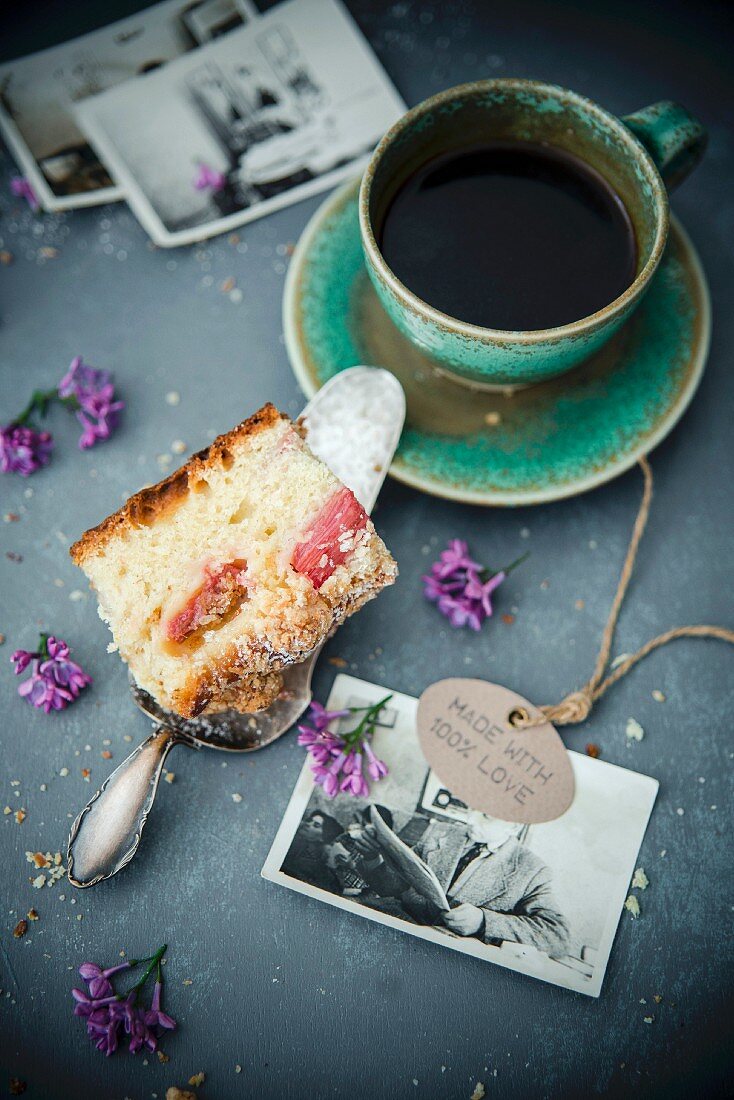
621 101 707 191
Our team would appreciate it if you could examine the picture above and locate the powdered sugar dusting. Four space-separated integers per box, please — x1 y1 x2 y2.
300 367 405 511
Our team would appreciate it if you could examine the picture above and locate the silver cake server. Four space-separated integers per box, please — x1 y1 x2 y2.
67 367 405 888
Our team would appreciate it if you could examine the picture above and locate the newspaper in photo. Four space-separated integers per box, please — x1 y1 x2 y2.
73 0 405 246
263 675 659 997
0 0 257 211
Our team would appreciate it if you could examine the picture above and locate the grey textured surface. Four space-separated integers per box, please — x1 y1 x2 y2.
0 1 732 1098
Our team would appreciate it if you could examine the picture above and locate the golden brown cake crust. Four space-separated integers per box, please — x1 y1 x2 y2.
70 403 285 566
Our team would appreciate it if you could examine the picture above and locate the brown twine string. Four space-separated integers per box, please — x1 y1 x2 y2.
521 456 734 728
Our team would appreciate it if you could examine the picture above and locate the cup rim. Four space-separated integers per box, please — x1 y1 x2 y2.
359 77 670 344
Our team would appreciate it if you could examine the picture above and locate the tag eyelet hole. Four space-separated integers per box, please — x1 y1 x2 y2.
508 707 529 728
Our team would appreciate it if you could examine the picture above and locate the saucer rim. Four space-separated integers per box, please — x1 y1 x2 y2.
283 178 711 507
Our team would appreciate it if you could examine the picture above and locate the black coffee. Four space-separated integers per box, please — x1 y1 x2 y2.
378 141 637 331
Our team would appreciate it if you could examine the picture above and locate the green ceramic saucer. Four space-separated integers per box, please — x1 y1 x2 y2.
283 179 710 506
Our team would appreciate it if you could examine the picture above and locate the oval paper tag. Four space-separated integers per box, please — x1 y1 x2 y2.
417 679 575 824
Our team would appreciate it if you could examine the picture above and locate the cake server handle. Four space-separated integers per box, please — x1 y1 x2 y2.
67 725 186 888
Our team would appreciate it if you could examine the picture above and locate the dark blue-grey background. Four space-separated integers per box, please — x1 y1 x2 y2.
1 2 732 1097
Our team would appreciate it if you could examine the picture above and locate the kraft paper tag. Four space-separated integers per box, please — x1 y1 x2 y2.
417 679 575 824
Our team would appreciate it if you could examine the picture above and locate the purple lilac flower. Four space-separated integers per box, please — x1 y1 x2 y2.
340 751 369 797
58 356 113 401
296 726 341 751
58 356 123 449
306 700 350 731
364 740 388 781
10 649 33 674
432 539 482 580
0 423 53 476
193 163 226 192
42 635 93 694
144 982 176 1032
10 176 39 211
464 569 506 618
79 961 131 999
319 750 347 798
72 987 119 1017
17 669 73 712
422 539 524 631
73 946 175 1058
11 635 91 713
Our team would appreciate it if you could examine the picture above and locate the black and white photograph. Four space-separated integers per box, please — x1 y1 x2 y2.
73 0 405 246
0 0 256 210
263 675 659 997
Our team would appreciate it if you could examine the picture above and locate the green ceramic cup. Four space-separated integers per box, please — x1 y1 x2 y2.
359 78 706 388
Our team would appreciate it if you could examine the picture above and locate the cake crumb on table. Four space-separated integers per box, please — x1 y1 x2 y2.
631 867 649 890
188 1072 205 1087
471 1084 486 1100
625 718 644 742
624 895 641 918
166 1090 195 1100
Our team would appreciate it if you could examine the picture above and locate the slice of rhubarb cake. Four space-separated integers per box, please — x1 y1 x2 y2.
70 404 396 717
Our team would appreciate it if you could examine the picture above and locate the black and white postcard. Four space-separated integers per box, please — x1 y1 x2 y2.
0 0 257 211
263 675 659 997
74 0 405 246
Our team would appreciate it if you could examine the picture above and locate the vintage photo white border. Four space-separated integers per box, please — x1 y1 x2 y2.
262 675 659 998
0 0 257 212
73 0 405 246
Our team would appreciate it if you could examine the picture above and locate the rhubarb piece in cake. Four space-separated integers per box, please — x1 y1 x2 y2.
70 404 396 717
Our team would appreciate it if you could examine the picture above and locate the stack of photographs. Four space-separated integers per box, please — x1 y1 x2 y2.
0 0 405 245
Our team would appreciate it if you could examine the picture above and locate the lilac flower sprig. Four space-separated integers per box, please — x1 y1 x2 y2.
422 539 528 630
298 695 391 798
11 633 91 713
72 944 176 1057
1 355 123 475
